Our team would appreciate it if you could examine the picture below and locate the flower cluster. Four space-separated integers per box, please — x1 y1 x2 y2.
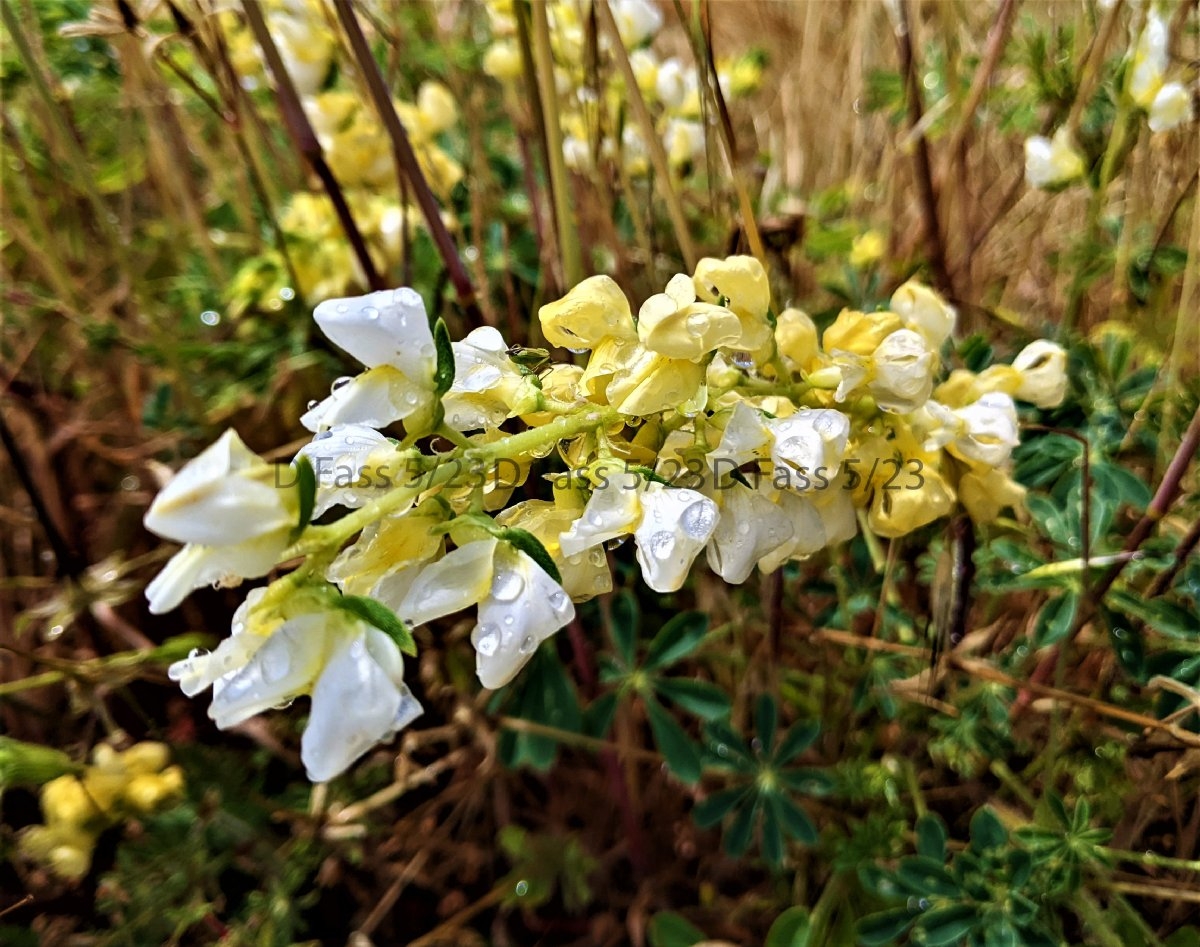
1025 4 1193 190
216 3 464 307
18 743 184 880
145 259 1066 782
482 0 762 177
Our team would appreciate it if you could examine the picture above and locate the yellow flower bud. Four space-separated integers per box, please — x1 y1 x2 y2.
539 276 636 351
41 776 100 827
693 256 773 353
124 769 184 814
416 81 458 137
118 742 170 776
775 308 819 369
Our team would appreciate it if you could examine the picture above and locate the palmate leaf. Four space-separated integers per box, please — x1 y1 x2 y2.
756 694 778 751
608 588 639 666
775 719 821 764
692 785 751 829
647 912 706 947
856 906 919 946
772 793 818 845
919 904 979 947
765 906 812 947
724 791 762 858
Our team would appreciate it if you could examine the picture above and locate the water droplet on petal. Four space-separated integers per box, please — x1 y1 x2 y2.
648 530 676 560
331 376 353 392
680 500 715 539
732 351 754 370
519 634 537 654
475 623 500 656
491 569 525 602
307 400 318 410
260 646 290 684
363 305 379 320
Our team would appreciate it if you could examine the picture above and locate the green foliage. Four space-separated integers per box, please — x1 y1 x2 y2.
694 696 831 865
499 826 597 912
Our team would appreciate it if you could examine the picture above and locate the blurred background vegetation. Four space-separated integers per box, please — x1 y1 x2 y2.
2 1 1199 944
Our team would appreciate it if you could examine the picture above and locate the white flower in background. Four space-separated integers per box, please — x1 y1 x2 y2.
399 538 575 689
295 424 394 517
143 430 299 614
168 602 423 782
442 326 535 432
656 58 691 109
611 0 663 47
266 0 334 95
663 118 705 169
1024 127 1085 189
869 329 935 413
559 475 720 592
301 287 438 433
889 280 956 348
1149 82 1192 132
1129 8 1169 109
1011 340 1068 408
946 392 1020 467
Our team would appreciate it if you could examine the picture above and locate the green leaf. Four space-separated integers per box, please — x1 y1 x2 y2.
1103 606 1145 681
645 697 701 784
775 720 821 764
500 528 563 585
774 793 818 845
582 692 618 739
765 906 812 947
779 767 834 797
654 678 730 721
856 906 919 946
692 785 749 829
1109 590 1199 640
915 813 948 861
896 856 960 898
647 912 706 947
334 596 415 655
756 694 778 752
761 792 785 864
644 612 709 670
291 455 317 538
1033 592 1078 646
969 806 1008 854
919 904 978 946
433 317 455 396
724 791 761 857
609 589 638 666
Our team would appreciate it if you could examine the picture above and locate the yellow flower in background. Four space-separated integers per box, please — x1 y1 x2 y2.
1024 128 1085 190
849 230 885 268
958 467 1026 525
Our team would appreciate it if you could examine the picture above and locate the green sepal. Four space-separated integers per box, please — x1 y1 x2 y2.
335 595 416 656
291 455 317 540
500 527 563 585
433 318 455 396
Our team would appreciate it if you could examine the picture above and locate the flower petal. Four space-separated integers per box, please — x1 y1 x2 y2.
634 484 718 592
559 473 642 556
313 287 436 380
399 538 499 626
300 365 431 433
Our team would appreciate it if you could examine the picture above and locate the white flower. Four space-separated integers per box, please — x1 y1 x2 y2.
757 490 828 573
708 403 851 492
143 430 299 614
1129 9 1169 109
169 605 423 783
947 392 1020 467
611 0 663 47
656 58 691 109
1011 340 1068 408
144 430 296 546
296 424 393 517
399 538 575 689
442 326 534 431
870 329 935 413
1024 128 1085 190
1149 82 1192 132
559 475 719 592
705 482 794 584
301 288 438 433
889 280 956 348
663 118 705 168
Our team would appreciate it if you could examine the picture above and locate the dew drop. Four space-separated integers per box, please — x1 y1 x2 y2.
475 623 500 656
46 624 65 640
363 305 379 320
307 400 319 410
567 347 589 355
519 634 537 654
260 646 290 684
315 430 333 440
685 312 707 336
736 522 751 536
648 530 676 559
491 569 525 602
680 500 715 539
514 880 529 896
279 287 296 301
549 590 567 611
120 475 139 491
331 376 353 392
732 351 754 370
